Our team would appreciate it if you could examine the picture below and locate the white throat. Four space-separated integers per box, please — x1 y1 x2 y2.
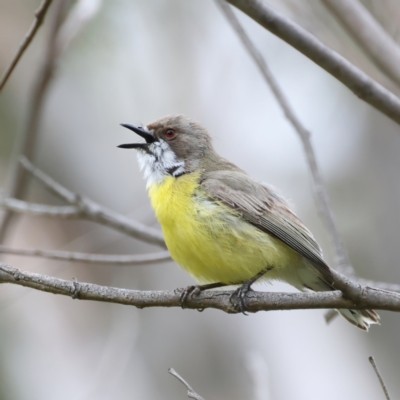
136 139 185 186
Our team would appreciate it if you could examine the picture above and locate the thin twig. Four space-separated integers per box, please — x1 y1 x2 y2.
19 156 78 203
323 0 400 87
13 157 165 246
226 0 400 126
0 0 102 242
1 262 400 314
369 356 391 400
215 0 352 275
1 198 79 218
0 0 70 243
0 0 53 91
0 245 171 265
357 278 400 293
168 368 205 400
0 195 165 247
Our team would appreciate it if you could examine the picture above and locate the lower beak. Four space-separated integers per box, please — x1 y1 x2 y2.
118 123 156 149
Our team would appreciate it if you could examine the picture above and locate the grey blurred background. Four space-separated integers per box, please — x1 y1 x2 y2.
1 0 400 399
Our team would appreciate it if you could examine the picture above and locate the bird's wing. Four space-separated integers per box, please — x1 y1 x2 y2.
200 170 330 274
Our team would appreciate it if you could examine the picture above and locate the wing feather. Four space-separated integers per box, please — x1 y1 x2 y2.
200 170 330 274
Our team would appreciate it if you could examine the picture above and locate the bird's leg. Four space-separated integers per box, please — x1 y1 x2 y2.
180 282 227 309
230 266 273 314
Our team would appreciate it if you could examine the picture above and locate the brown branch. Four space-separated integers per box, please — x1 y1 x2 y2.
226 0 400 126
323 0 400 87
168 368 205 400
0 245 171 265
369 357 391 400
1 262 400 313
215 0 352 276
0 0 54 91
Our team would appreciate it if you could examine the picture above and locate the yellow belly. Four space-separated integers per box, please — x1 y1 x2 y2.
148 172 302 284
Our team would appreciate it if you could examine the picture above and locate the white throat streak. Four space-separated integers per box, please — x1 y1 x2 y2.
136 139 185 186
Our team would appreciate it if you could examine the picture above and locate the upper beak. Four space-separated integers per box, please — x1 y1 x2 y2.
118 123 157 149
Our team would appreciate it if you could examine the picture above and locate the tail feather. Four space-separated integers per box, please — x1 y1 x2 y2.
337 309 380 331
292 261 380 331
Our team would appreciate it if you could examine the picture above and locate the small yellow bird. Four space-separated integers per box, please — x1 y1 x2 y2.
119 115 379 330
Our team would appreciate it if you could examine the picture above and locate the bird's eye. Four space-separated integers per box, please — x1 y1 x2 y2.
165 129 177 139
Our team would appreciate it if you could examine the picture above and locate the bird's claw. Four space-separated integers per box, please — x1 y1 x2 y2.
229 284 254 315
180 285 201 309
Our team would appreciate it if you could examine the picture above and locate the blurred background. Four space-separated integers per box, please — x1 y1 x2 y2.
1 0 400 399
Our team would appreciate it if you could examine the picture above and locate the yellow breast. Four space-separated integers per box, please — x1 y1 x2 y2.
148 172 302 284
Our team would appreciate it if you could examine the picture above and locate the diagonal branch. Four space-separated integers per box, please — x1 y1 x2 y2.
369 356 391 400
1 262 400 313
168 368 205 400
215 0 352 276
0 245 171 265
0 157 166 247
0 0 102 242
226 0 400 126
19 156 78 203
1 198 80 218
0 0 70 243
322 0 400 87
0 0 53 91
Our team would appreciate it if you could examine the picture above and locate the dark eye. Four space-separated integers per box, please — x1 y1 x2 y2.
165 129 177 139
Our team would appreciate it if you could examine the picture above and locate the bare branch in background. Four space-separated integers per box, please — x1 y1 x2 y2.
0 0 70 243
323 0 400 87
0 0 53 91
369 357 391 400
1 262 400 314
0 245 171 265
357 278 400 293
0 198 79 218
2 157 165 247
19 156 78 203
215 0 352 276
0 0 102 242
0 196 166 246
168 368 205 400
226 0 400 126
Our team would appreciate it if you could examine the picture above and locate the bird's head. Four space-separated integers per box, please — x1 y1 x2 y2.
118 115 213 185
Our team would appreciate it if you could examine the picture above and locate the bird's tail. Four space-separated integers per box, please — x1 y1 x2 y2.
336 308 380 331
292 261 380 331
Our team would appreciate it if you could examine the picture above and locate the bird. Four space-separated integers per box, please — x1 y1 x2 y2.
118 114 379 330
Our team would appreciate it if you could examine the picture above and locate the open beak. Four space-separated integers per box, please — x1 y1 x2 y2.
118 123 157 149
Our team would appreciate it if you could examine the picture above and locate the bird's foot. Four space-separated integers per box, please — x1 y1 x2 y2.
229 267 273 314
229 282 254 315
180 285 201 309
179 282 226 309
